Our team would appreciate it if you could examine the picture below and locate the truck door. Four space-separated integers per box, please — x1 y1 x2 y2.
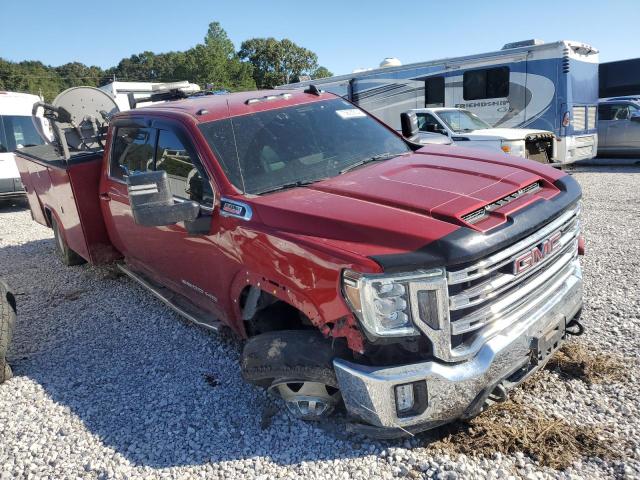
100 120 224 319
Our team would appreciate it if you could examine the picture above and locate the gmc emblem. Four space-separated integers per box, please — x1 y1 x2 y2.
514 231 562 274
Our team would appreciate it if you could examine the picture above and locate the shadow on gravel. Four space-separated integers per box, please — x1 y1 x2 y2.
0 238 375 469
0 198 29 212
565 164 640 174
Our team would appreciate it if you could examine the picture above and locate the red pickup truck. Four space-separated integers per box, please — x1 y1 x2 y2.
15 88 584 437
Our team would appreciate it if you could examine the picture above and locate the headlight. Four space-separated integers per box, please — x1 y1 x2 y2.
342 268 445 338
500 140 524 156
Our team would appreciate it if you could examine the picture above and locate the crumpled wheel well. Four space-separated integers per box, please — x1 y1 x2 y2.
240 286 315 336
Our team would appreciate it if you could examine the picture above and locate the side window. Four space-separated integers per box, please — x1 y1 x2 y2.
110 127 156 180
463 67 509 100
155 129 213 207
598 104 613 121
425 76 445 107
417 113 445 132
611 104 630 121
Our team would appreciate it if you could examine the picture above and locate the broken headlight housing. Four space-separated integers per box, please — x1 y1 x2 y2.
341 268 446 338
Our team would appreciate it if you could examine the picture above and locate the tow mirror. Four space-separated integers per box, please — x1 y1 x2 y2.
126 171 200 227
400 112 419 138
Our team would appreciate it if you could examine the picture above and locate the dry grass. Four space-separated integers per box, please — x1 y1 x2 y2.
545 342 627 384
427 401 619 470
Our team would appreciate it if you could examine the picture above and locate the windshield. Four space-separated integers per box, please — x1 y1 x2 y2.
198 98 410 194
0 115 44 153
436 109 492 133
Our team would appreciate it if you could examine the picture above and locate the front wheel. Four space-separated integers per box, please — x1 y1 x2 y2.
241 330 347 420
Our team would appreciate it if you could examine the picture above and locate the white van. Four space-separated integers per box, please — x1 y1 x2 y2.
0 92 47 200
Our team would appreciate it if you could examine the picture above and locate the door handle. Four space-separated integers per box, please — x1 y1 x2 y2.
99 192 111 201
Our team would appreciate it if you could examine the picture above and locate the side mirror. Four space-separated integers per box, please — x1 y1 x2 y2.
630 113 640 123
400 112 419 138
126 171 200 227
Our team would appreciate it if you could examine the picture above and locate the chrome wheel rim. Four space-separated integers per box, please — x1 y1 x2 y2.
268 379 340 420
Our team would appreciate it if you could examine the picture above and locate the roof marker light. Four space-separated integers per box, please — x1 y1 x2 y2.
245 93 292 105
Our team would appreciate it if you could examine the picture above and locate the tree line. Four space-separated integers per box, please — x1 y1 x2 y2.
0 22 332 102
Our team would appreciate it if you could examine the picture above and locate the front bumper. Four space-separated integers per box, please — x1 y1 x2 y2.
0 177 26 199
334 259 582 433
557 135 597 163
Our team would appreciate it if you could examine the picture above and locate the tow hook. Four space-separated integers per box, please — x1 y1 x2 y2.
578 236 585 255
488 383 508 403
565 318 585 336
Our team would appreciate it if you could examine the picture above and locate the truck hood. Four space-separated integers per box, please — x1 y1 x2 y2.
251 145 569 269
0 153 20 180
459 128 553 141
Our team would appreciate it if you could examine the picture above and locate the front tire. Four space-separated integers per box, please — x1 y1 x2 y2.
241 330 347 420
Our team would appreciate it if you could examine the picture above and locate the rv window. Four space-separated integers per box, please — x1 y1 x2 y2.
425 77 445 107
463 67 510 100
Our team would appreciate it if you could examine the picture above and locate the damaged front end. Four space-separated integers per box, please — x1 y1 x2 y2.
330 201 584 437
525 133 555 163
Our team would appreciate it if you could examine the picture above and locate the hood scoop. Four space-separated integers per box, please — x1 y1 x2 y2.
462 181 541 224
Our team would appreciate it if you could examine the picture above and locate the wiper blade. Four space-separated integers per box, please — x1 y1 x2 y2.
255 179 325 195
339 152 409 174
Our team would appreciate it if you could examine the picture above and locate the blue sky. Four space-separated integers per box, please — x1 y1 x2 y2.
2 0 637 75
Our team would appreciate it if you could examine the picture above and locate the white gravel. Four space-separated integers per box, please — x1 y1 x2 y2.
0 164 639 480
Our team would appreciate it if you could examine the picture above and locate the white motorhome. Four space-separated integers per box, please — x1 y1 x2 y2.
99 81 200 111
283 39 600 163
0 92 47 200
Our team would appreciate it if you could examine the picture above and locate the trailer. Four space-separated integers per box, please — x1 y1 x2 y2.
282 39 599 163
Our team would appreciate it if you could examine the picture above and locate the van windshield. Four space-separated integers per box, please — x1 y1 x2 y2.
198 98 410 194
0 115 44 153
437 109 492 133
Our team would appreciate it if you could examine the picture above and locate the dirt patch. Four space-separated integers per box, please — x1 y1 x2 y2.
426 400 620 470
546 342 627 384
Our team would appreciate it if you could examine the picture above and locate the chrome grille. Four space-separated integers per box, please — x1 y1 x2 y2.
572 106 586 131
447 203 581 337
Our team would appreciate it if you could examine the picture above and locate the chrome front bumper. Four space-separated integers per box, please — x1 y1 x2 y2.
334 259 582 430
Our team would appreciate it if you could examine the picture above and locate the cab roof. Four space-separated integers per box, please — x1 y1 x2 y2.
129 88 336 123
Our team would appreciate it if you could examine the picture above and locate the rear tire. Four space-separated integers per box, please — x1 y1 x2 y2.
0 281 16 384
51 216 85 266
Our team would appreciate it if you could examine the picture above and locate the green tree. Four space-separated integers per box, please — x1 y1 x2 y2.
311 66 333 80
182 22 255 91
238 37 325 88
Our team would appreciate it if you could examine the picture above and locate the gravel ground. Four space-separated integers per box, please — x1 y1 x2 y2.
0 164 638 480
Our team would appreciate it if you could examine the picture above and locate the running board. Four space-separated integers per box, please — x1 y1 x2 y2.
117 264 220 332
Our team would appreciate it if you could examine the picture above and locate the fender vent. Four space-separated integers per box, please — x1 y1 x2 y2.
462 182 541 224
